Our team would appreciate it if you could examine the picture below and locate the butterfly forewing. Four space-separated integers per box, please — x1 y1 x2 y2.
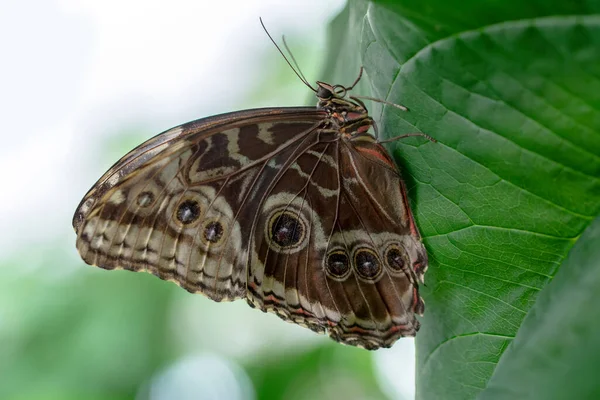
74 86 428 350
74 107 324 301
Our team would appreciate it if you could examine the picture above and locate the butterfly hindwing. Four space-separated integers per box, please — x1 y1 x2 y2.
245 131 426 349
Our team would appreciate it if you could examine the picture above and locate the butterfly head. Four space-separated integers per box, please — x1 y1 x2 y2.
315 81 368 111
316 81 351 101
315 81 336 99
315 81 372 137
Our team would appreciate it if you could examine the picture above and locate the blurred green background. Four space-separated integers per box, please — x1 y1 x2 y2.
0 1 411 399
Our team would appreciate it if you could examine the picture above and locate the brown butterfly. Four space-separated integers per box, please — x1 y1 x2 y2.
72 23 432 350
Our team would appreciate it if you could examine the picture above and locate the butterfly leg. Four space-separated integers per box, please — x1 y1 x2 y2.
345 66 364 90
378 132 437 144
371 119 380 141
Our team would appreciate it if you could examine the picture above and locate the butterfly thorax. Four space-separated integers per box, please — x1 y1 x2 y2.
315 81 375 140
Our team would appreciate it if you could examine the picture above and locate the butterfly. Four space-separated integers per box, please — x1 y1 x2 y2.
72 23 432 350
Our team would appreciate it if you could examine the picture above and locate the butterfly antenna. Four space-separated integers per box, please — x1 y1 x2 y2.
259 17 317 92
282 35 310 87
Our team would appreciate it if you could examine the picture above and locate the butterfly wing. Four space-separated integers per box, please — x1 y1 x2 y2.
246 131 426 349
74 108 426 350
73 107 326 301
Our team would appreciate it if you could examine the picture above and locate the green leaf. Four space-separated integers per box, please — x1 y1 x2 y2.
324 1 600 399
479 215 600 399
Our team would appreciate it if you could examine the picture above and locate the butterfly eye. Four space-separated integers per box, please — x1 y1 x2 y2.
268 210 305 250
316 85 333 99
136 191 155 208
175 199 201 225
354 248 383 282
325 249 351 280
202 220 225 244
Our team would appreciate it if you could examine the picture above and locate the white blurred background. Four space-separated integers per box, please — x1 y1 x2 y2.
0 1 416 399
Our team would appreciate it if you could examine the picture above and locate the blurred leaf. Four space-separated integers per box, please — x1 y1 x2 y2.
0 253 174 399
322 1 600 399
246 344 388 400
